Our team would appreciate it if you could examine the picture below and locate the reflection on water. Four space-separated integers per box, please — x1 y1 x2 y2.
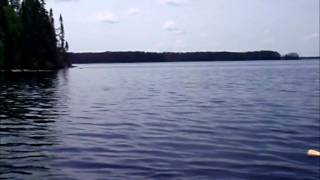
0 61 319 180
0 71 68 179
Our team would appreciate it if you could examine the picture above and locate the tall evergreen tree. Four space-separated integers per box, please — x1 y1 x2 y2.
0 0 8 68
0 40 3 68
20 0 38 68
0 1 7 68
1 0 70 70
1 0 21 69
47 8 58 67
65 41 69 51
57 14 69 67
58 14 65 49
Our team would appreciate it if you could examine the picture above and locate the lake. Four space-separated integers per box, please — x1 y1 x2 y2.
0 60 319 180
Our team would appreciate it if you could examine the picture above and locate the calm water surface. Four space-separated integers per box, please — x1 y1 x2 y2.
0 60 319 180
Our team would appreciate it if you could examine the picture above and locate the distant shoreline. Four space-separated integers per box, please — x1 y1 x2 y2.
300 56 320 60
68 51 313 64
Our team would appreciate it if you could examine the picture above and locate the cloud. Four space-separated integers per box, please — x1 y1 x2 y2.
200 33 208 38
162 20 185 35
263 29 271 34
76 11 119 24
174 39 186 49
304 33 320 40
53 0 79 2
158 0 187 6
128 8 141 16
262 37 276 44
93 11 119 24
163 20 177 30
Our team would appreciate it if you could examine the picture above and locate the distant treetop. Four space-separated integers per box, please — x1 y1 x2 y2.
282 52 300 60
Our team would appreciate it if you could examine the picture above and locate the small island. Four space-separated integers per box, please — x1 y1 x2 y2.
0 0 71 71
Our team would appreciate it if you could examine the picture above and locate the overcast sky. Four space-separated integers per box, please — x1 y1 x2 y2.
47 0 319 56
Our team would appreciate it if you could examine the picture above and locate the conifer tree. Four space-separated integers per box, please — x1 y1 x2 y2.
0 0 7 68
57 14 69 67
0 0 9 8
58 14 65 50
0 1 7 68
65 41 69 51
9 0 20 11
1 0 21 69
1 0 70 70
0 41 3 68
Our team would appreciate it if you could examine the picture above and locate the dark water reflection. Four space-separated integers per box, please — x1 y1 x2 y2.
0 60 319 180
0 72 69 179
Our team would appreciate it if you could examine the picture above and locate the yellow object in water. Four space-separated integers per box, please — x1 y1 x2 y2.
307 149 320 157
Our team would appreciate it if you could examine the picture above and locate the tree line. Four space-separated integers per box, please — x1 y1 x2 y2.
69 51 283 64
0 0 71 70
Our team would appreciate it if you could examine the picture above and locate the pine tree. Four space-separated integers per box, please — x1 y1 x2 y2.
0 1 7 68
47 8 58 67
20 0 58 69
0 40 4 68
65 41 69 51
49 8 54 24
9 0 20 11
0 0 8 69
20 0 37 68
1 0 70 70
57 14 69 67
58 14 65 49
1 0 21 69
0 0 9 7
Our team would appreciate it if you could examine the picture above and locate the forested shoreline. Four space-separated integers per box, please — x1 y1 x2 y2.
0 0 70 70
69 51 285 64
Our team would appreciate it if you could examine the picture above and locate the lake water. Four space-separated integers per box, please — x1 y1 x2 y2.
0 60 319 180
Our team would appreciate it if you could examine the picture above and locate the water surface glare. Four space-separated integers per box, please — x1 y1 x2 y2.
0 60 319 179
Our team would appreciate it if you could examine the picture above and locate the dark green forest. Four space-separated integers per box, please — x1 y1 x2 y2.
69 51 283 64
0 0 70 70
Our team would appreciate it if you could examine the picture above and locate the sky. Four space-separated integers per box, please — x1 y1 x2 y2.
47 0 319 56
